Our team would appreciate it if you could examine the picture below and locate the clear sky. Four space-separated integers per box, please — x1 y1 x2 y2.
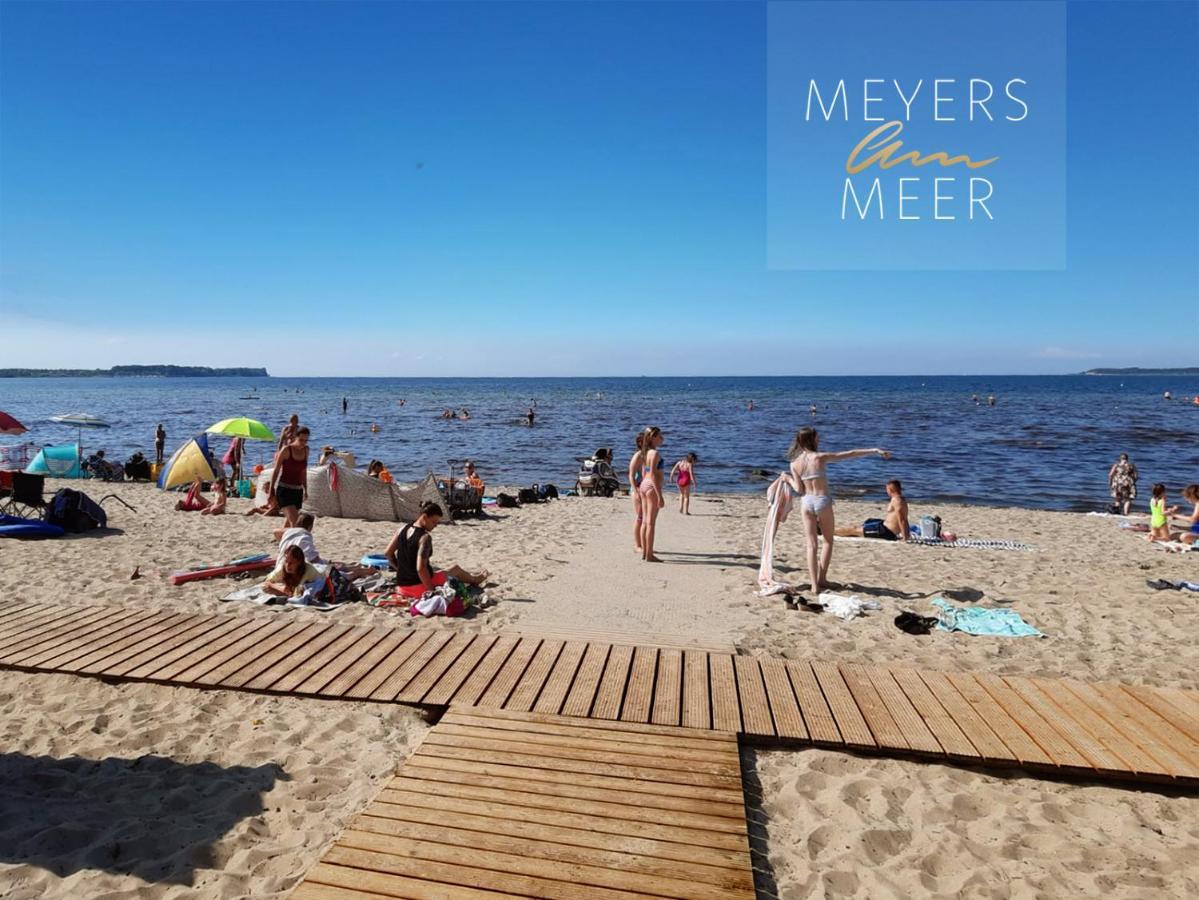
1 1 1195 376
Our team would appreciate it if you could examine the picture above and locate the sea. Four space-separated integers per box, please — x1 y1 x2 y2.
2 375 1196 511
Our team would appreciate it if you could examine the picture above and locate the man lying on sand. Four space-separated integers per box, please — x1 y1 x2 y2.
835 479 909 542
386 501 488 599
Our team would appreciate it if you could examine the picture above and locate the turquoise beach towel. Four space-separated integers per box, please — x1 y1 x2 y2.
931 598 1043 638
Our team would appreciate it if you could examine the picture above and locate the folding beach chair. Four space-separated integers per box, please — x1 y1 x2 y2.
2 472 48 519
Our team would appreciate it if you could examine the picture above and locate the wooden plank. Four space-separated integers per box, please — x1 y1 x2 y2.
122 616 250 680
944 671 1049 765
862 665 942 754
406 755 743 804
387 774 747 833
441 710 735 753
170 619 293 684
1122 685 1199 747
1064 680 1191 778
370 793 748 859
477 637 541 709
974 673 1092 770
397 633 478 703
1090 682 1198 778
399 765 746 820
191 620 307 687
448 635 520 706
342 630 433 700
328 830 744 900
708 653 742 733
11 609 173 668
0 604 56 639
839 663 907 750
350 815 752 884
811 661 874 748
503 639 563 712
786 661 840 744
221 622 329 689
733 656 774 737
759 658 806 740
421 633 504 707
1005 676 1128 772
0 607 129 660
247 625 389 693
293 877 519 900
591 644 633 721
70 613 204 675
890 667 977 758
420 732 738 778
649 647 682 727
680 649 711 730
531 640 586 715
1156 686 1199 724
103 616 242 678
918 670 1013 761
311 628 410 697
558 642 609 719
514 627 734 654
369 631 454 702
448 705 736 743
1031 677 1171 777
431 723 733 766
618 645 656 723
141 618 279 681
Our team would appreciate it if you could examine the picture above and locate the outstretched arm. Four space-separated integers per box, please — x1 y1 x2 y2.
823 448 891 463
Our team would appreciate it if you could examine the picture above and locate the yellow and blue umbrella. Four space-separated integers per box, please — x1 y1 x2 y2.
158 433 221 490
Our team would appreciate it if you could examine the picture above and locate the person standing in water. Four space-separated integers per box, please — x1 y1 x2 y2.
155 424 166 464
637 426 665 562
628 432 646 553
670 452 697 515
786 427 890 594
1108 453 1139 515
342 396 348 414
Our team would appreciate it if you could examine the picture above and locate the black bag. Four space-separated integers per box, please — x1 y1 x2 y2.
496 493 519 508
517 487 539 504
538 483 559 501
326 566 361 604
862 518 885 538
46 489 108 532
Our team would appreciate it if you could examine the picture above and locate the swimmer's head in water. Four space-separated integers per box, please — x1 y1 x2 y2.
787 427 819 459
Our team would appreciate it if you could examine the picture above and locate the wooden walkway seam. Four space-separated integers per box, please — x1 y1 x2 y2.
1 599 1196 787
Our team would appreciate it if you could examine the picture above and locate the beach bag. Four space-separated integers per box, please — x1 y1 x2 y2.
538 483 559 501
325 566 361 605
496 493 519 508
919 516 942 540
409 585 466 617
46 489 107 533
862 518 885 538
518 487 539 504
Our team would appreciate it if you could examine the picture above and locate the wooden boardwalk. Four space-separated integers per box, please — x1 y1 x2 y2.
291 706 756 899
1 599 1197 785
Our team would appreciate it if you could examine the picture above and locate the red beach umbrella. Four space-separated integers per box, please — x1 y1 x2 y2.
0 411 28 436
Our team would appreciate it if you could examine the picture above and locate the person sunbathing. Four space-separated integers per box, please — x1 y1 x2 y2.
175 478 210 512
385 501 488 599
261 545 326 606
835 479 909 541
200 479 227 516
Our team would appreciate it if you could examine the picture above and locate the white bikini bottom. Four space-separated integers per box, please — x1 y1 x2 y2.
800 494 832 514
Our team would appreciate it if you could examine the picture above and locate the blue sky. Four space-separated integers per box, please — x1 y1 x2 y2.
1 1 1195 376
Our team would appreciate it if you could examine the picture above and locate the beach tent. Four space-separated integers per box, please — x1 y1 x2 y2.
25 443 84 479
255 463 449 523
158 433 223 490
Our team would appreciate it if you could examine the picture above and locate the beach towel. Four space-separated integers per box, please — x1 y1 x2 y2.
758 473 795 595
818 592 882 620
909 537 1035 552
931 598 1042 637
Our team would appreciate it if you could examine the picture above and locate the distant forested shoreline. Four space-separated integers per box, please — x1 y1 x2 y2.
0 366 270 378
1082 367 1199 376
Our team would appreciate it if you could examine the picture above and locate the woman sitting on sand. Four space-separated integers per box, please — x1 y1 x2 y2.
637 427 666 562
670 452 697 515
786 427 891 594
174 478 210 512
385 501 488 599
262 545 326 606
1174 484 1199 545
200 479 227 516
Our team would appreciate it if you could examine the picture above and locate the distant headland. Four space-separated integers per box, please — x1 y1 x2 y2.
1082 367 1199 376
0 365 270 378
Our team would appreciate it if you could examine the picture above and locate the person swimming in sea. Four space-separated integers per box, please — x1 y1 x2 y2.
785 427 891 594
669 452 697 515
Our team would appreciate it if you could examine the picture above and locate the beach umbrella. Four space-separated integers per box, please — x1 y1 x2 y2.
158 433 222 490
206 417 276 441
0 411 27 436
50 412 110 450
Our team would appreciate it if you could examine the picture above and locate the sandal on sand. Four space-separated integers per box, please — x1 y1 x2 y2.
895 611 938 635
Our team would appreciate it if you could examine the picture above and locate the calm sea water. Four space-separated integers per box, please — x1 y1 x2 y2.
2 375 1196 511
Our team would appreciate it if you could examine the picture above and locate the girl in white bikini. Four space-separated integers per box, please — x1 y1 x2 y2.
787 427 890 594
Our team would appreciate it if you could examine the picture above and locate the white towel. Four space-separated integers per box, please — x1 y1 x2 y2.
758 474 795 595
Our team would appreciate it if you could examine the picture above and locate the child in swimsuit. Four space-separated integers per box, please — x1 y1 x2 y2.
1147 483 1179 544
670 453 698 515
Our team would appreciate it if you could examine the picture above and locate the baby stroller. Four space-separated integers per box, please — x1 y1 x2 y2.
575 448 620 497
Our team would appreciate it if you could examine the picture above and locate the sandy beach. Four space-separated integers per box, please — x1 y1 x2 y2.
1 481 1197 898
